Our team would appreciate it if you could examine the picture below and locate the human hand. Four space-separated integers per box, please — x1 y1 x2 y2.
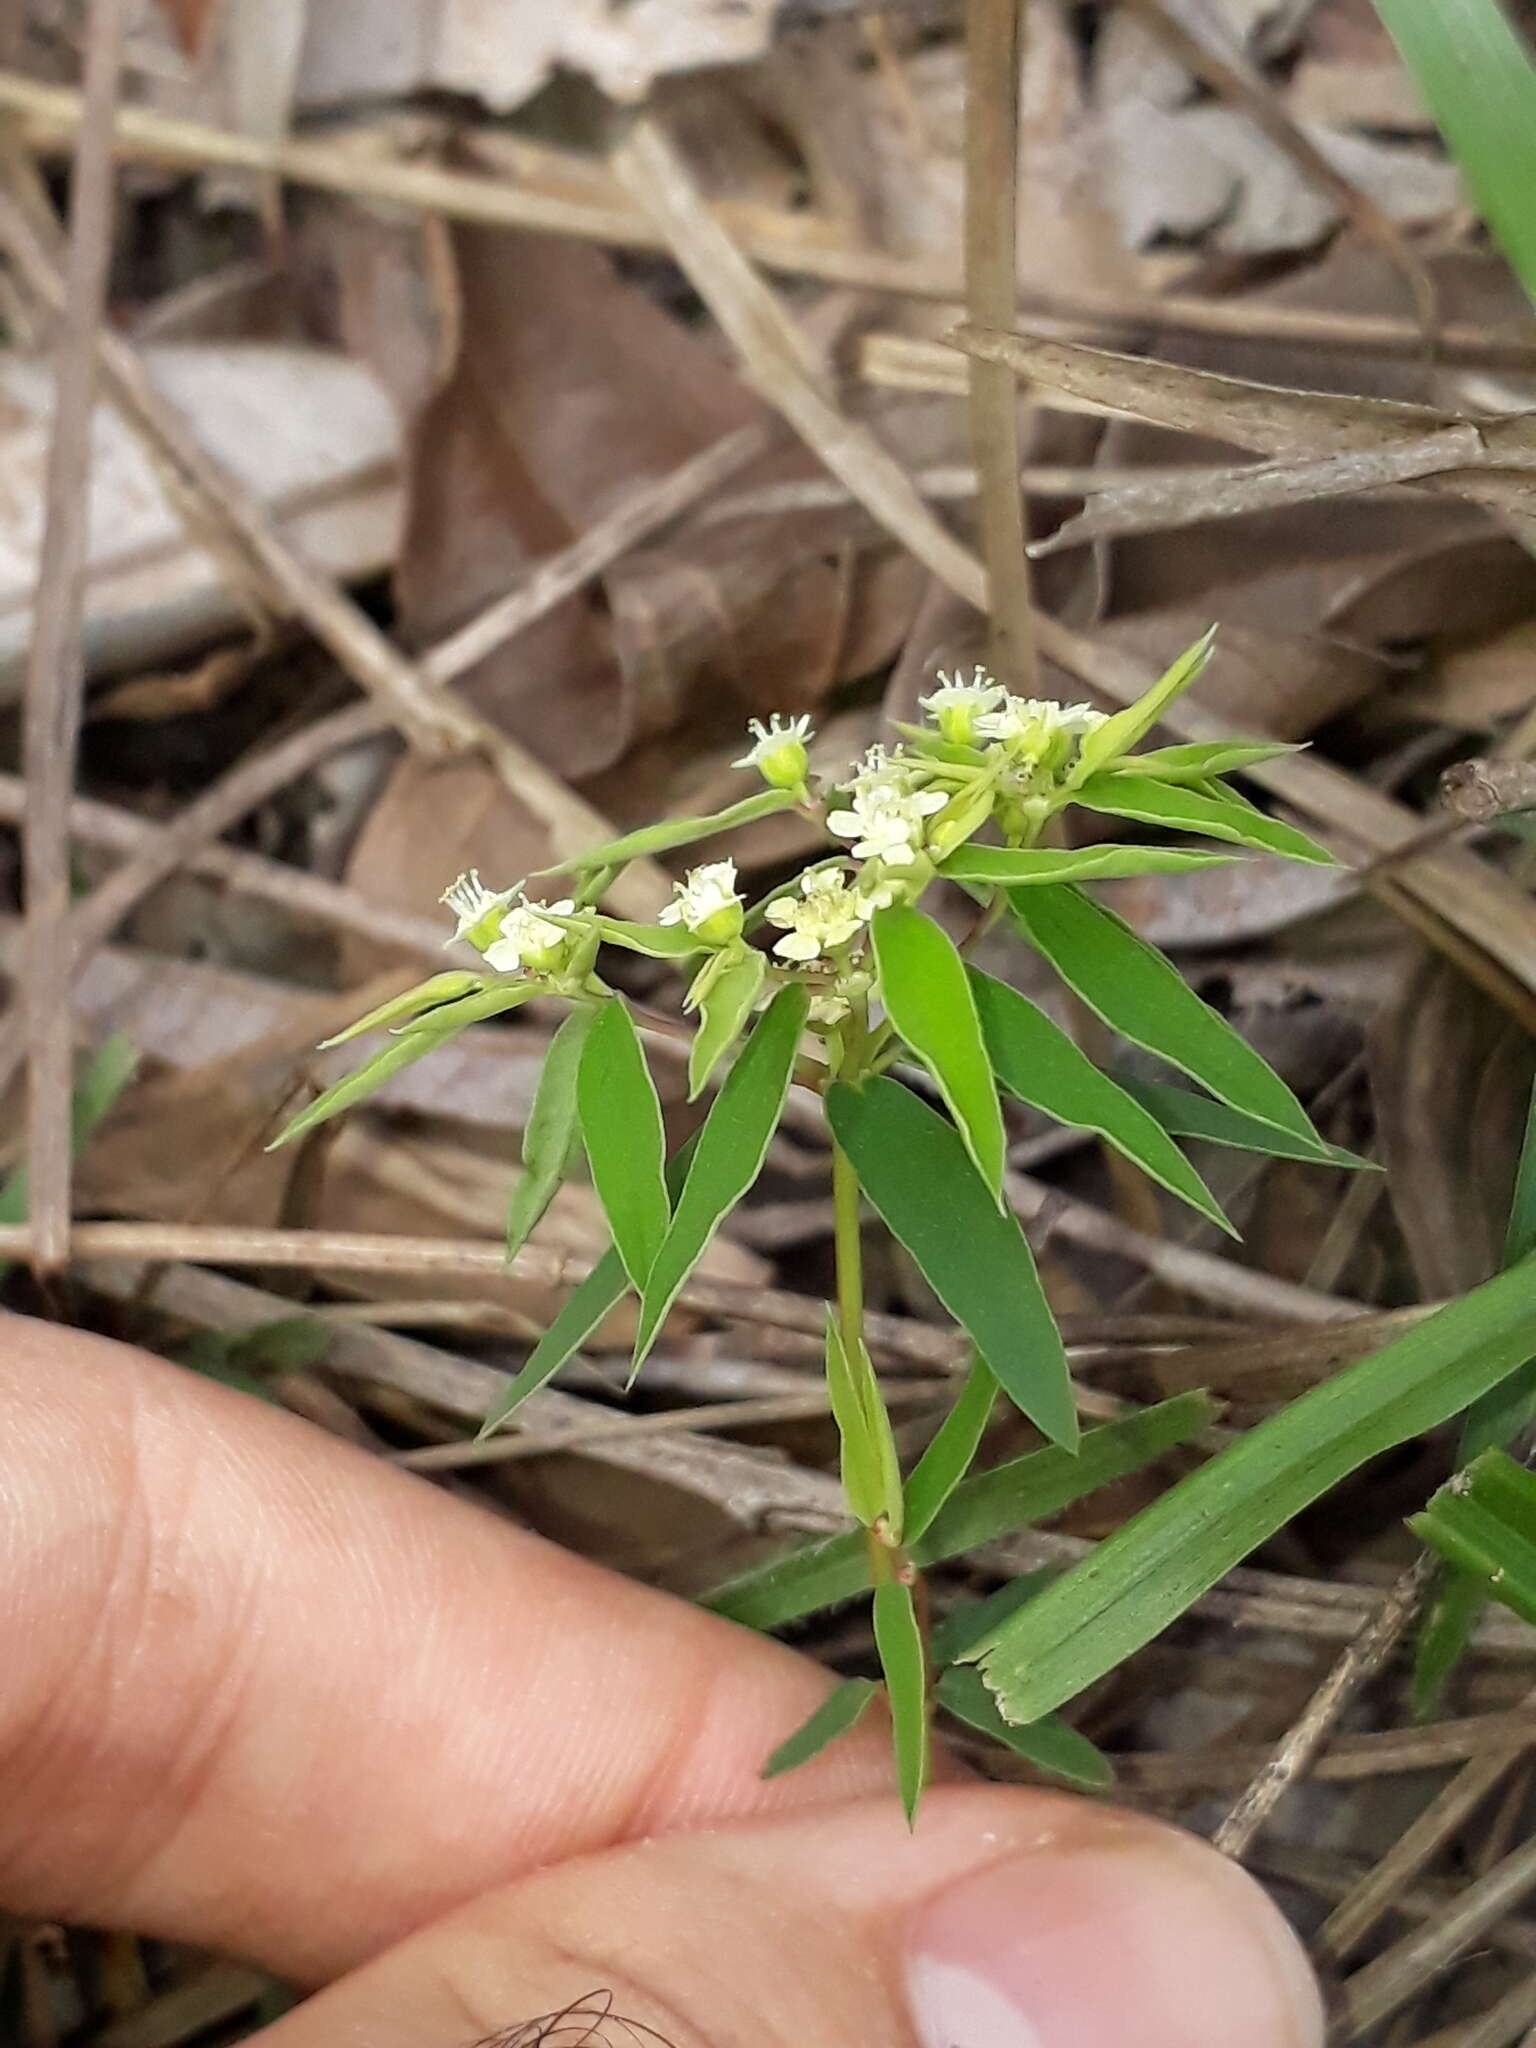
0 1312 1323 2047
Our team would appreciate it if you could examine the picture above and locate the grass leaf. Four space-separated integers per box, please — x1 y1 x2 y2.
937 1665 1114 1793
633 985 808 1370
970 969 1232 1233
827 1076 1076 1449
972 1256 1536 1724
1373 0 1536 307
872 904 1006 1200
505 1006 594 1260
705 1394 1213 1631
1008 884 1325 1152
578 1000 671 1291
761 1679 881 1780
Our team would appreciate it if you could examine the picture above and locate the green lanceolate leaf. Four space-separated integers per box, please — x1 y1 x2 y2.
318 972 484 1049
1073 627 1217 781
939 844 1235 887
827 1076 1076 1449
1122 1077 1368 1170
481 1140 701 1437
1373 0 1536 308
1009 885 1324 1152
506 1006 595 1260
688 949 766 1100
761 1679 882 1780
704 1393 1214 1631
826 1307 904 1533
903 1354 996 1544
1110 741 1302 784
873 1580 929 1825
1414 1074 1536 1714
1073 773 1336 866
551 789 800 873
871 904 1006 1201
271 983 538 1150
971 1255 1536 1725
969 969 1232 1234
1411 1451 1536 1629
569 914 705 960
936 1665 1114 1793
633 984 808 1370
577 1000 670 1290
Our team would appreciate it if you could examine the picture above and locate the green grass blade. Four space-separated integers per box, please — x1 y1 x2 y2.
827 1076 1076 1449
633 985 807 1370
936 1665 1114 1793
1072 773 1336 866
1412 1451 1536 1629
1373 0 1536 306
1122 1077 1369 1169
577 999 670 1290
687 949 765 1100
761 1679 881 1780
903 1353 997 1544
0 1037 139 1277
1009 884 1325 1151
505 1006 594 1260
705 1394 1214 1631
872 905 1006 1201
873 1580 929 1825
939 844 1235 886
973 1256 1536 1724
970 969 1233 1233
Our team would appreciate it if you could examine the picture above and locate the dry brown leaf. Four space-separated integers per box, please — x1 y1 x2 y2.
154 0 219 59
1369 953 1535 1297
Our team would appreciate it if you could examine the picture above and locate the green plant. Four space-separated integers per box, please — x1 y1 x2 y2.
274 633 1354 1818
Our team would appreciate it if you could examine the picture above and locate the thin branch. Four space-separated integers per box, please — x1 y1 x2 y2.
21 0 129 1274
963 0 1037 688
1212 1556 1435 1859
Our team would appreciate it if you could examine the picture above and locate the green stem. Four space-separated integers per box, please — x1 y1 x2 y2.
832 1136 865 1365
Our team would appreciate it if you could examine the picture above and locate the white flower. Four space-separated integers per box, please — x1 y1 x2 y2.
827 781 946 867
764 868 872 962
808 991 851 1025
483 896 576 976
441 869 517 950
921 669 1004 744
733 713 814 791
975 695 1107 752
658 859 744 944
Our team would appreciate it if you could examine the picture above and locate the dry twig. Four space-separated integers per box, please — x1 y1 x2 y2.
20 0 129 1273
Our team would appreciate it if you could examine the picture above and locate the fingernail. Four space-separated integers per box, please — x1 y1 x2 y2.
904 1825 1325 2048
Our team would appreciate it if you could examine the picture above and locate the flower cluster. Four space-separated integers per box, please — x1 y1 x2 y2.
440 871 581 980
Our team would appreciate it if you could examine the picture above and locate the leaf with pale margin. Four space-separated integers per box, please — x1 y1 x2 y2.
546 789 799 873
506 1006 594 1260
973 1255 1536 1724
1122 1076 1368 1170
828 1077 1076 1449
874 1580 929 1826
970 969 1232 1233
633 985 808 1370
827 1307 904 1532
761 1679 881 1780
1073 773 1335 866
318 971 483 1048
903 1353 996 1544
1072 627 1217 781
939 844 1234 886
872 905 1006 1200
705 1394 1214 1631
270 984 537 1149
577 1001 670 1290
480 1142 699 1438
1008 885 1324 1151
688 949 766 1100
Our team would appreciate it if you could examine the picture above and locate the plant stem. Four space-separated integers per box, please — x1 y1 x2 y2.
832 1136 865 1364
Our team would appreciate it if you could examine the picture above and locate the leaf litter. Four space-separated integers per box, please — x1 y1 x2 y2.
7 0 1536 2037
